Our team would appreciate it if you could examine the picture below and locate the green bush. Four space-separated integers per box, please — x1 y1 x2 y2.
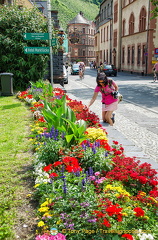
0 6 49 90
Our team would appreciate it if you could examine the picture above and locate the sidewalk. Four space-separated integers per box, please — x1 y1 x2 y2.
63 80 158 172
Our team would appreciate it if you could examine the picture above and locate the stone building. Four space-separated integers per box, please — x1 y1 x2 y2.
95 0 158 74
67 12 96 65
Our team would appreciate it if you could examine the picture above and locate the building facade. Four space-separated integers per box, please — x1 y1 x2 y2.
95 0 158 74
67 12 96 65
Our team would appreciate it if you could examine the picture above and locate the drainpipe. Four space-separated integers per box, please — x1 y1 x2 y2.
145 0 150 76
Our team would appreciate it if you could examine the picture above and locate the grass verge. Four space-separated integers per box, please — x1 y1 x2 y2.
0 96 36 240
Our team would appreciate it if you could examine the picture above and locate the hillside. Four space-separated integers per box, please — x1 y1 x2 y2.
50 0 101 30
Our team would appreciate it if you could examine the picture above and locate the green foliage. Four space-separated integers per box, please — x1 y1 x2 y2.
50 0 100 30
0 6 49 90
150 0 158 18
35 138 62 165
79 147 113 172
42 95 87 147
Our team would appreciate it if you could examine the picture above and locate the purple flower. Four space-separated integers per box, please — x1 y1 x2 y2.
89 167 93 176
87 218 97 223
80 202 90 207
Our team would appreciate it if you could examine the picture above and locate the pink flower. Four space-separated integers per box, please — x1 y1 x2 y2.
94 171 100 176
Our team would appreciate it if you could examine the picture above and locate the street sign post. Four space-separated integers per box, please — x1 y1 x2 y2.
24 47 50 54
51 38 57 46
23 33 49 40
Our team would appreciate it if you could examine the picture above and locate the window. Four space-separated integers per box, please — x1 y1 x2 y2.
122 47 125 64
107 4 110 17
107 26 109 41
137 45 141 64
83 28 85 34
100 50 102 61
129 13 135 35
132 46 135 64
114 31 117 47
114 3 118 23
82 39 85 44
106 50 108 63
83 50 85 56
142 45 146 64
104 7 107 19
95 36 97 46
101 29 103 43
122 19 126 36
104 27 105 42
127 47 130 64
139 7 146 32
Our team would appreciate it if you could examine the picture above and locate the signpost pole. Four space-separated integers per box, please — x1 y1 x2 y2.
47 0 53 87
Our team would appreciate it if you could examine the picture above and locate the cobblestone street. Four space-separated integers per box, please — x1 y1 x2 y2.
64 76 158 171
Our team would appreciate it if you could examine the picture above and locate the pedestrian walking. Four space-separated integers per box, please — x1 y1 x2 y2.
87 72 119 126
153 62 158 81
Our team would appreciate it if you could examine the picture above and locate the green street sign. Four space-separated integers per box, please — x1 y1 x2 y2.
23 33 49 40
51 38 57 46
24 47 50 54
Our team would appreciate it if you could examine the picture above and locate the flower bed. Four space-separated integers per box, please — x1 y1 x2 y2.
17 80 158 240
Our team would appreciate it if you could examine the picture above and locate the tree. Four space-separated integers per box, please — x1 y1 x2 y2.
151 0 158 18
0 5 49 89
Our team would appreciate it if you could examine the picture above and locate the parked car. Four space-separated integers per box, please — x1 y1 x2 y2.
63 65 68 84
53 65 68 84
71 63 80 75
102 64 117 76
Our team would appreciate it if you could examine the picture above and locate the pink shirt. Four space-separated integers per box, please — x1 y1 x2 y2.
154 63 158 71
95 80 118 105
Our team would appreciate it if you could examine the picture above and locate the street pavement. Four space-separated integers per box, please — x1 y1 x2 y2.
62 69 158 172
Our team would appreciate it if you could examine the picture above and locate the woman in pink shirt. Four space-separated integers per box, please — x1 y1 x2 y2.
88 72 118 126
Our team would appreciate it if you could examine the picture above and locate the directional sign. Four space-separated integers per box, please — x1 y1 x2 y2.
51 38 57 46
23 33 49 40
155 48 158 54
24 47 50 54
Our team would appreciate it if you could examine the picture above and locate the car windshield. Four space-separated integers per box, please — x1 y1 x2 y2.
104 65 112 69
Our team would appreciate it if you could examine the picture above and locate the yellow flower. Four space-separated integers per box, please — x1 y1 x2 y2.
26 194 32 197
56 220 62 224
43 212 52 218
122 212 128 216
144 215 149 220
37 221 45 227
139 191 146 196
38 207 49 212
41 201 49 207
34 184 40 188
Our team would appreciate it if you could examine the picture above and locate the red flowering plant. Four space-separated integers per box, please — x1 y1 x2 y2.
67 99 102 127
89 178 158 237
103 155 158 196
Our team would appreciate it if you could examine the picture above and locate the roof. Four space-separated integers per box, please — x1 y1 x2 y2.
68 13 89 25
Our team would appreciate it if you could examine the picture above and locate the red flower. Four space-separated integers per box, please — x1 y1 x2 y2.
106 204 123 217
102 218 111 227
122 234 134 240
49 172 58 178
43 164 53 172
134 207 145 217
138 176 148 184
53 161 62 167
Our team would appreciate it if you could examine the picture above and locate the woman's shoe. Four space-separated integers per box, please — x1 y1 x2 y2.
111 113 115 123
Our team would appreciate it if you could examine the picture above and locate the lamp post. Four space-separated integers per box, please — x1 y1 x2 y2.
108 17 112 64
